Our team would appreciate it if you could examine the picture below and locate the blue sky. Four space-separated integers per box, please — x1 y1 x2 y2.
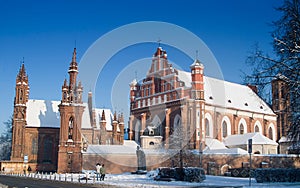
0 0 282 133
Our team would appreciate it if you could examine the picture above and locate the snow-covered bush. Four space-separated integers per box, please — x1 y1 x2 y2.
154 167 205 182
255 168 300 183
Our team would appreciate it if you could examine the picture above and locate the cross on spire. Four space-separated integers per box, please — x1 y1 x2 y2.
157 38 161 47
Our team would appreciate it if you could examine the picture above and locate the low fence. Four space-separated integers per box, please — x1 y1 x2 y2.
0 171 102 184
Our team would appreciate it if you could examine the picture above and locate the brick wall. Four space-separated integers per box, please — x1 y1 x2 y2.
82 151 300 174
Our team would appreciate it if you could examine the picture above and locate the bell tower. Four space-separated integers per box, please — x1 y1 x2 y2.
11 63 29 161
58 48 85 173
190 58 205 149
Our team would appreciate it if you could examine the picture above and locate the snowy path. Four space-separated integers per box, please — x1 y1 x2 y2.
4 172 300 187
77 172 300 187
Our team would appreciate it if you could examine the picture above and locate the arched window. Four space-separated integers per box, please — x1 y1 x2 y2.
68 117 74 140
205 113 213 138
238 118 247 134
31 138 38 154
222 121 228 138
239 124 244 134
254 121 262 133
174 115 181 129
43 137 53 162
268 123 276 141
20 89 23 101
205 118 210 137
268 127 273 140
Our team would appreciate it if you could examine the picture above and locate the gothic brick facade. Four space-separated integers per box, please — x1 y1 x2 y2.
129 47 278 153
10 48 125 173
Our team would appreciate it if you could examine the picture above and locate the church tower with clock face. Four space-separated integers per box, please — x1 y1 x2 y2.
57 48 85 173
11 63 29 161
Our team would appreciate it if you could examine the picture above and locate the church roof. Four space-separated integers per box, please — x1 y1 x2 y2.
26 99 60 128
204 147 248 154
84 140 138 154
223 132 278 146
177 70 275 115
26 99 113 130
205 138 227 150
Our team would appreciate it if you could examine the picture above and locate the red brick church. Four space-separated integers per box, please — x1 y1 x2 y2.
4 46 290 174
9 48 125 173
128 47 279 154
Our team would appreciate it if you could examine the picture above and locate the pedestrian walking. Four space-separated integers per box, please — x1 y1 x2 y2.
96 163 101 181
27 166 32 174
100 164 106 181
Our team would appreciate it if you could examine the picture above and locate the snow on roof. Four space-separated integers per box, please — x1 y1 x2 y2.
84 140 138 154
177 70 191 88
223 132 278 146
278 136 289 143
205 138 227 150
27 99 114 130
95 108 113 131
26 99 60 128
204 148 248 154
81 107 113 130
176 70 275 115
81 103 91 128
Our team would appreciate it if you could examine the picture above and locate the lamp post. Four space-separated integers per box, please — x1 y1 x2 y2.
199 142 203 168
248 139 252 186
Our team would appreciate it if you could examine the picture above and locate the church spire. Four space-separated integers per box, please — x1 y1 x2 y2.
101 110 106 121
15 63 29 105
60 48 82 104
72 47 77 63
17 63 28 83
68 48 78 86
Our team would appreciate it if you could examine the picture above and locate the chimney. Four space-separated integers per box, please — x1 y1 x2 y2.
247 84 258 94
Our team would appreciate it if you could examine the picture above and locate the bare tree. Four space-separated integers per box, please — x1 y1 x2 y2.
0 117 12 160
245 0 300 145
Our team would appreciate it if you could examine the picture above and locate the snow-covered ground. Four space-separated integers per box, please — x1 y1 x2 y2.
101 172 300 187
16 171 300 187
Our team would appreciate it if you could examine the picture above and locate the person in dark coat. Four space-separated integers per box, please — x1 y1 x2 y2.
27 166 32 173
100 164 106 181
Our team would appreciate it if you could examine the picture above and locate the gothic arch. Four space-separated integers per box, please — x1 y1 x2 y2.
205 113 213 138
220 164 232 175
43 136 53 163
238 118 247 134
68 117 74 140
254 120 262 133
174 114 181 129
151 115 162 128
268 123 276 141
150 115 162 136
221 116 231 138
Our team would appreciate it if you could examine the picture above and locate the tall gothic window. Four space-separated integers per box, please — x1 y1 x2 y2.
239 124 244 134
268 127 273 140
43 137 53 163
32 138 38 154
205 119 210 137
68 117 74 140
222 121 227 138
255 125 260 132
